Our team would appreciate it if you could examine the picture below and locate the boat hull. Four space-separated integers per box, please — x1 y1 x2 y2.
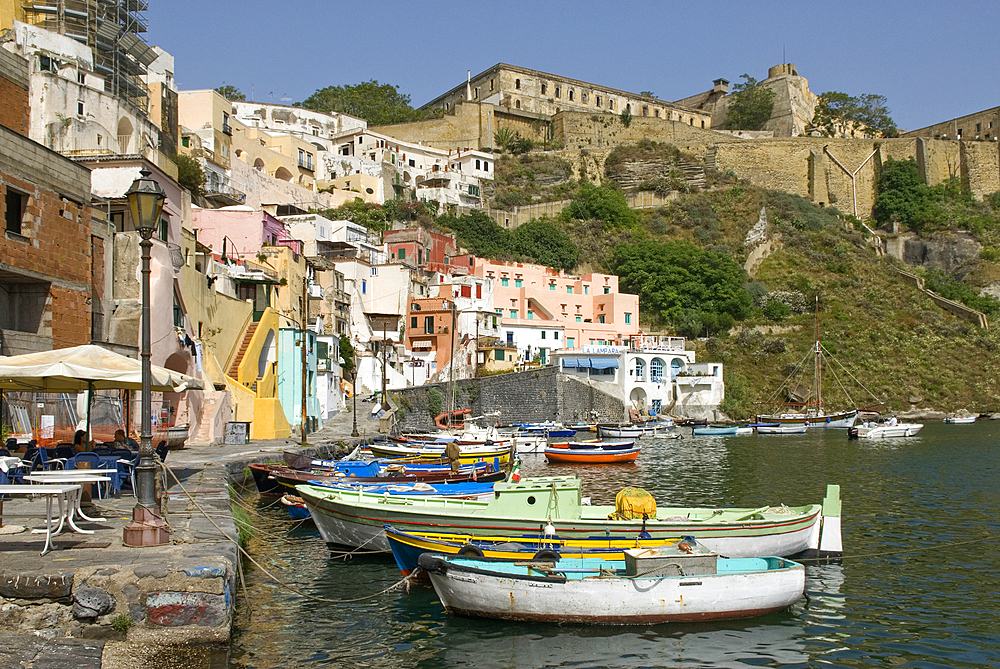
420 554 805 624
944 416 977 424
386 527 680 575
693 427 738 436
757 409 858 429
295 478 830 558
597 426 645 439
849 423 923 439
543 446 640 463
756 425 809 435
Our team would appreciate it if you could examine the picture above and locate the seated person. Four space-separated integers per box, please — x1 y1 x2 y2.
111 429 131 450
72 429 94 453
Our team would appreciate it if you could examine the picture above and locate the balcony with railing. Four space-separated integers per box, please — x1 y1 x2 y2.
203 180 246 206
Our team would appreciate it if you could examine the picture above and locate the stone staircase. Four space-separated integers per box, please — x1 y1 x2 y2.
705 146 718 172
678 160 707 191
227 321 259 380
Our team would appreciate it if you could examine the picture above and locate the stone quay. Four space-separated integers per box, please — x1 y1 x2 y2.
0 410 364 668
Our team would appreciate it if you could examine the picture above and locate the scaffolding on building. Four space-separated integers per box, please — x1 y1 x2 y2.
22 0 157 113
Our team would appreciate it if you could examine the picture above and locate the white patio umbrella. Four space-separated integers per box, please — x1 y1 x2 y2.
0 345 203 392
0 345 203 442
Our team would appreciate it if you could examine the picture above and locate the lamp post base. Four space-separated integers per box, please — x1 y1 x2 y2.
122 506 170 547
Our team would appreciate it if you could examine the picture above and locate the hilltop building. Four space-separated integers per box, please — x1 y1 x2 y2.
675 63 821 138
902 106 1000 141
422 63 711 129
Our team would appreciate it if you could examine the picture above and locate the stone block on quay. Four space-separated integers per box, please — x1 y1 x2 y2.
72 585 116 620
146 590 229 627
0 571 73 600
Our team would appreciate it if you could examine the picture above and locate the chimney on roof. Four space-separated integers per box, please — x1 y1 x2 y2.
466 70 472 101
713 78 730 94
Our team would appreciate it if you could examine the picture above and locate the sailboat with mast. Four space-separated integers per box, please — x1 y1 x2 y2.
755 299 873 429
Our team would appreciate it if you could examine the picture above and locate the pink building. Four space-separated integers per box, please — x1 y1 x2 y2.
473 259 639 355
192 208 291 262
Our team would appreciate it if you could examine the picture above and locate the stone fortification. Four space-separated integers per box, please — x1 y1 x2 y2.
393 366 626 433
713 137 999 216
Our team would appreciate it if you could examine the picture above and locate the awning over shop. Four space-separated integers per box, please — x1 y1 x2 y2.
560 357 619 369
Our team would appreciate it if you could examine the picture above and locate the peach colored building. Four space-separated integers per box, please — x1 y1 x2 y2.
473 259 639 362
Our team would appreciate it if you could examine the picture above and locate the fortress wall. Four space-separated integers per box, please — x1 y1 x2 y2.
960 141 1000 197
553 112 730 153
714 138 1000 218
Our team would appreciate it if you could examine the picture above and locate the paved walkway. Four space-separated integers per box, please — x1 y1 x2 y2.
0 407 373 667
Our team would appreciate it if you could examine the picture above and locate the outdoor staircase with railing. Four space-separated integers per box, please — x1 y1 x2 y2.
228 321 259 380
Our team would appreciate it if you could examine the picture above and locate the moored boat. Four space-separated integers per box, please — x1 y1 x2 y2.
849 420 923 439
944 411 977 424
280 494 311 520
418 542 805 624
385 526 681 576
693 425 739 436
543 444 640 464
596 424 645 439
248 460 503 495
294 476 843 559
755 423 809 435
368 443 512 467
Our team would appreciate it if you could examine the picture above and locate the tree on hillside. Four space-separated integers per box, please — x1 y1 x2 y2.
872 157 941 231
610 240 752 335
171 154 205 198
512 217 578 271
726 74 775 131
810 91 898 138
437 210 515 259
561 182 639 229
215 85 245 102
298 80 437 126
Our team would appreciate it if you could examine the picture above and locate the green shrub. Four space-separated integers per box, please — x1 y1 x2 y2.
428 388 443 419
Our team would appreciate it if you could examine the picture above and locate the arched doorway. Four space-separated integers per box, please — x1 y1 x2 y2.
117 117 134 153
629 387 647 410
274 166 293 181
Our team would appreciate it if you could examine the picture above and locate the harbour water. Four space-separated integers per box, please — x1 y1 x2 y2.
231 421 999 668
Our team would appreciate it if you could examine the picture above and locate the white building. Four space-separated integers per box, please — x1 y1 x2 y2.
327 128 492 206
6 21 163 165
550 336 725 420
231 101 366 152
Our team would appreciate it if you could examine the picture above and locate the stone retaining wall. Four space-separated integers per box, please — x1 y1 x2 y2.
394 367 627 432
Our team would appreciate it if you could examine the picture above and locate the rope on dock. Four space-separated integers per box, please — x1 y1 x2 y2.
164 464 417 604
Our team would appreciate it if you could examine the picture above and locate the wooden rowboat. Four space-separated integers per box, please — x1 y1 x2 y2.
385 525 680 577
418 544 805 624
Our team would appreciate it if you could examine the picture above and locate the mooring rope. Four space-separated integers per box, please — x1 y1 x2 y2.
165 464 417 604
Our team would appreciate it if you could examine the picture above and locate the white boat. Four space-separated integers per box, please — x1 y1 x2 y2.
597 425 645 439
735 426 754 436
756 424 809 435
944 412 977 424
849 421 923 439
418 542 805 624
512 433 548 453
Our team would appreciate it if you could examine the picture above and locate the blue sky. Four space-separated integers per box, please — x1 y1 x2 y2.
148 0 999 132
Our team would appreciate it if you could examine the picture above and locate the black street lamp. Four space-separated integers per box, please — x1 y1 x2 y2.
122 168 169 547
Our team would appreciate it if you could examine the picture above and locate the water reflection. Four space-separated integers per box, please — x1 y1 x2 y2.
232 422 1000 668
